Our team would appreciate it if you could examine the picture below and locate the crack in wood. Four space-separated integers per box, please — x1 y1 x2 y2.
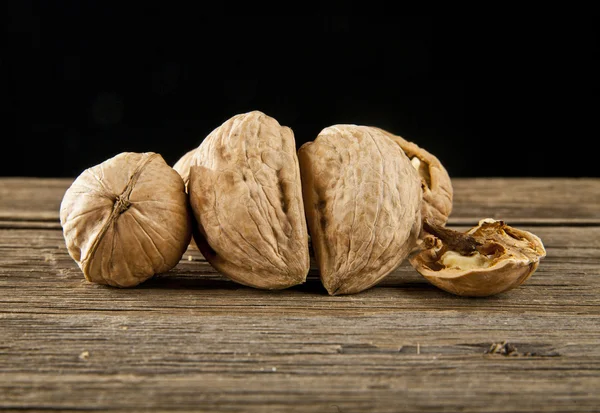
485 341 561 357
337 342 561 357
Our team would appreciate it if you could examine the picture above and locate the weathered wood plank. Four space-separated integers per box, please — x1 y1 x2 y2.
0 227 598 315
1 177 599 225
1 366 597 413
0 178 70 222
450 178 600 225
0 226 598 412
0 177 598 412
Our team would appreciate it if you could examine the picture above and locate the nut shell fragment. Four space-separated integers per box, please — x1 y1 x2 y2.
188 111 310 289
60 152 192 287
378 129 453 226
410 218 546 297
298 125 423 295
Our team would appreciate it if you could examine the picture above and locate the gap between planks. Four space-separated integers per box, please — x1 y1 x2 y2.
1 219 599 231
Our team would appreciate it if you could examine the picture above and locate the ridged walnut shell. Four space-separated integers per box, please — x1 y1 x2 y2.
188 111 310 289
173 148 196 190
410 218 546 297
377 128 453 226
60 152 192 287
298 125 423 295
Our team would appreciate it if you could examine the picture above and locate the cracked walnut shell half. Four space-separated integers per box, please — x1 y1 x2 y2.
299 125 423 295
377 128 453 227
410 218 546 297
188 111 310 290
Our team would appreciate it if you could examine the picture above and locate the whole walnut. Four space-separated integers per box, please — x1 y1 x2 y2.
298 125 423 295
377 128 453 226
60 152 192 287
188 111 310 289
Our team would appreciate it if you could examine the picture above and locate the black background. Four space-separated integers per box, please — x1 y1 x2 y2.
2 6 598 178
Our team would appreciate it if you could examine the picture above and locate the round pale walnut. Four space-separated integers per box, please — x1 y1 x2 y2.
410 218 546 297
188 111 310 290
173 148 196 190
298 125 423 295
377 128 453 226
60 152 192 287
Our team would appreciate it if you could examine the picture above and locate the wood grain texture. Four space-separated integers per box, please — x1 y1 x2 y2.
450 178 600 225
0 178 599 412
2 177 599 226
0 178 69 222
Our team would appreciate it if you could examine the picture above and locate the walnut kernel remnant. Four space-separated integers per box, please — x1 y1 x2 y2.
410 218 546 297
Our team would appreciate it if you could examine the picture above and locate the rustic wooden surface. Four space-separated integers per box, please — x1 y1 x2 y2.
0 177 599 412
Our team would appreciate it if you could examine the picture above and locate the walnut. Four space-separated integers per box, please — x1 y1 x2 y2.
410 218 546 296
173 148 196 190
298 125 423 295
60 152 192 287
188 111 310 289
377 128 453 226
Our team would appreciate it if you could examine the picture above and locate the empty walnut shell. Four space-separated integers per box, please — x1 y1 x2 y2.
377 128 453 226
188 111 310 289
298 125 423 295
410 218 546 297
60 152 192 287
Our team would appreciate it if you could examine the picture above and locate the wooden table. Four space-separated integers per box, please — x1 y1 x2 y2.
1 177 599 412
